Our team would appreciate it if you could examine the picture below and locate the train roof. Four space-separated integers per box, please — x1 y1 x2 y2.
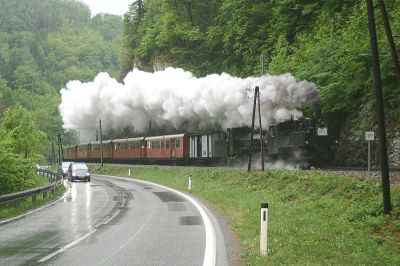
113 137 144 143
89 140 112 145
145 133 186 141
77 142 90 146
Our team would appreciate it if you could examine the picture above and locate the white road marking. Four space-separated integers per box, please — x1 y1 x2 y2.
97 174 217 266
38 175 217 265
38 229 96 263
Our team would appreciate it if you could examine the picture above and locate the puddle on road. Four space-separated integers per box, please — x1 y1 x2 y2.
153 192 186 202
179 216 202 226
167 203 187 212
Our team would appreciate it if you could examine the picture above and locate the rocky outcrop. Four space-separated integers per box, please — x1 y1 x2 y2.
334 106 400 167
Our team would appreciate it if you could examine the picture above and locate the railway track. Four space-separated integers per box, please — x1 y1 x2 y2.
320 167 400 186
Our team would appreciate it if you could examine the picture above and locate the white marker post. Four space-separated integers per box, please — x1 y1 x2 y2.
365 131 375 179
188 175 192 191
260 203 268 255
128 168 131 177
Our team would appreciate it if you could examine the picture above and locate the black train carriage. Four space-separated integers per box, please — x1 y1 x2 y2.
266 116 332 168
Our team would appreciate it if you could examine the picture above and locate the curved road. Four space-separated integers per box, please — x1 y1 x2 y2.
0 175 235 265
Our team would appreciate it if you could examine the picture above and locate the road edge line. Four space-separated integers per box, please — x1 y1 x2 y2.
96 174 217 266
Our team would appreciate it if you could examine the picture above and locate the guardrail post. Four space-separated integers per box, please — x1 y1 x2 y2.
15 200 21 208
32 195 36 203
43 191 47 199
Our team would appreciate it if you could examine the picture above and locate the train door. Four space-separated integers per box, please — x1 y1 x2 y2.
201 135 208 158
190 135 203 158
140 140 146 158
171 139 176 159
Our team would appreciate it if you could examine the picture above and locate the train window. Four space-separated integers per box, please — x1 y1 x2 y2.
154 141 161 149
161 140 164 149
148 141 151 149
269 127 276 137
175 139 180 148
166 140 170 149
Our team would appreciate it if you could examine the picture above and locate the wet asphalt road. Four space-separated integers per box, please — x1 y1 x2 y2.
0 175 229 266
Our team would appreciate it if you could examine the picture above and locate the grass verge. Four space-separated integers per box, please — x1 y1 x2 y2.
94 165 400 265
0 175 66 221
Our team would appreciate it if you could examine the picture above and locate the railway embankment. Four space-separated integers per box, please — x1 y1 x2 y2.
93 165 400 265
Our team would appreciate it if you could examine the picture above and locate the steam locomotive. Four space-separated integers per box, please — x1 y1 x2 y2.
62 115 332 168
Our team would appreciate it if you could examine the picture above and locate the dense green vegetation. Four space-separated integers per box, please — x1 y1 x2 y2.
95 165 400 265
0 0 124 194
0 105 46 194
0 0 123 144
123 0 400 165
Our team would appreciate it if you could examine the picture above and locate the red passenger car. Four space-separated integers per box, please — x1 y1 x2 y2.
63 145 77 160
89 140 113 160
146 134 188 159
76 143 89 160
113 137 146 160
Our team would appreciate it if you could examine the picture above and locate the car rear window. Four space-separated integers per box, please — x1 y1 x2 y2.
72 164 88 170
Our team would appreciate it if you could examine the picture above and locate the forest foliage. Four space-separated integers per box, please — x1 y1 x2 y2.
0 0 123 143
123 0 400 139
0 104 46 194
0 0 123 194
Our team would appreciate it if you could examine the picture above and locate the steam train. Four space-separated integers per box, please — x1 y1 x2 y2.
62 116 332 168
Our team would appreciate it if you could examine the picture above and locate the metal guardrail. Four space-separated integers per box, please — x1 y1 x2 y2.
0 169 63 207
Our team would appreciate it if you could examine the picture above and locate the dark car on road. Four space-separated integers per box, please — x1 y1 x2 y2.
68 162 91 182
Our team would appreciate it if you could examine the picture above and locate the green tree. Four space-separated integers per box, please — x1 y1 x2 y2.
1 104 46 160
0 105 47 194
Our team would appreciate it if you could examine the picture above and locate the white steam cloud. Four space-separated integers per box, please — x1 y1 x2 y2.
59 67 321 134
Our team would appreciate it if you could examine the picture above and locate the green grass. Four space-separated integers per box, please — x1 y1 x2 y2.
94 165 400 265
0 174 66 221
28 173 52 188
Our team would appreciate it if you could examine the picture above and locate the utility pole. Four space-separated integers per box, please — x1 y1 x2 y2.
57 134 62 166
248 87 264 171
248 87 258 171
51 142 55 166
99 119 103 167
258 87 265 171
366 0 391 214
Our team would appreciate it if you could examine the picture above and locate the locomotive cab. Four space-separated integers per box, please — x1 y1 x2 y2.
266 116 330 168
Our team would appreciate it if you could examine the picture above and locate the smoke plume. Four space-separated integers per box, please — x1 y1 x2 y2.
59 67 321 135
